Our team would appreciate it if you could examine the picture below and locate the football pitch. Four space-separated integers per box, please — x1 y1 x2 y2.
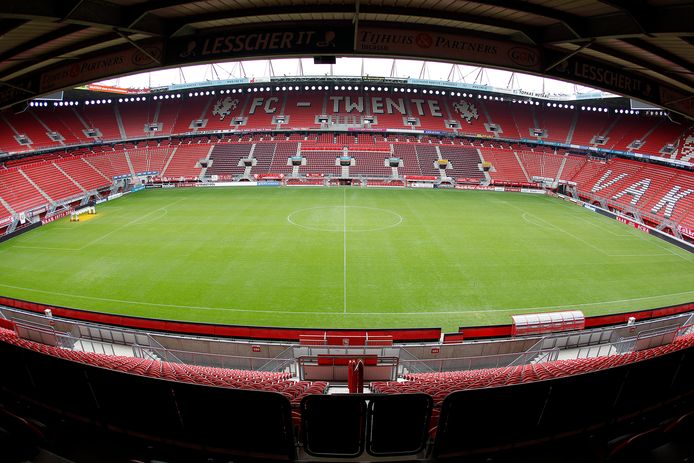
0 187 692 331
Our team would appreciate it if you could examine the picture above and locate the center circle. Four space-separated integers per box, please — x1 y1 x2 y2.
287 206 403 232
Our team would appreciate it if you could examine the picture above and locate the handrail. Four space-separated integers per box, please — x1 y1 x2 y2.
132 344 287 371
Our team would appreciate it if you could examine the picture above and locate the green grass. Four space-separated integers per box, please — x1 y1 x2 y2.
0 187 692 331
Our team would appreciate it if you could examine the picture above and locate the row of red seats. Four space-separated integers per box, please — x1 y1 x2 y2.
0 327 328 401
2 94 686 157
372 333 694 437
372 333 694 402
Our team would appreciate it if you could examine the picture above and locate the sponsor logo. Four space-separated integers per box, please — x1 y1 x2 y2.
178 30 339 60
616 216 650 234
132 46 162 66
508 47 538 67
415 33 433 48
554 58 654 98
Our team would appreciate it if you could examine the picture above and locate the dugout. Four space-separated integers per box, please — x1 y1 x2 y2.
512 310 585 337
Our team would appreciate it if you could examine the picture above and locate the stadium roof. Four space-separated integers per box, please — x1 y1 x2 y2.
0 0 692 118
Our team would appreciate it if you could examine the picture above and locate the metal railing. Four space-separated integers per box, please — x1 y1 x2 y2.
131 344 289 372
256 345 296 373
398 347 561 373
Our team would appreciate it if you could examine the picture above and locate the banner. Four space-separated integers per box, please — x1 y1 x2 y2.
86 84 143 95
40 41 163 93
547 54 659 104
167 26 354 64
677 225 694 240
616 216 650 234
0 75 39 110
356 27 542 72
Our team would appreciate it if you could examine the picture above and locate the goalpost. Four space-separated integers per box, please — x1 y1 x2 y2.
70 204 97 222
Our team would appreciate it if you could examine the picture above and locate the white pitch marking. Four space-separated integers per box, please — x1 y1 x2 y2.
77 199 183 250
343 188 348 314
0 282 690 317
10 198 185 252
286 205 403 232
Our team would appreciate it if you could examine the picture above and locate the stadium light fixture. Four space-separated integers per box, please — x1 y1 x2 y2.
354 86 359 90
384 87 388 91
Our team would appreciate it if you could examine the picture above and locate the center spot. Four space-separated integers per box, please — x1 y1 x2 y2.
288 206 403 232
